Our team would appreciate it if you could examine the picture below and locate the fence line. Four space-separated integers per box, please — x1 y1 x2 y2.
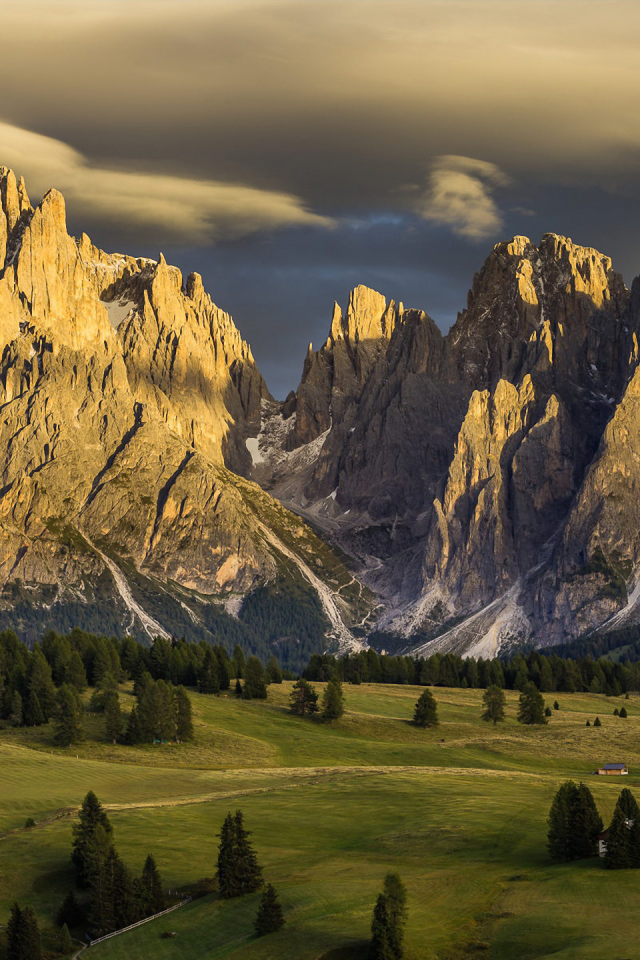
72 896 192 956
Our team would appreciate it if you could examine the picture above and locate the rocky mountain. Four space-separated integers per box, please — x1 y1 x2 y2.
0 167 372 667
248 235 640 657
3 164 640 662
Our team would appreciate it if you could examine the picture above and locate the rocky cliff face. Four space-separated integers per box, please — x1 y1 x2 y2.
0 168 371 659
247 232 640 656
3 162 640 659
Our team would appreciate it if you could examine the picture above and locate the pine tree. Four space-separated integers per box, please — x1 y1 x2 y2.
266 655 283 684
383 872 407 958
54 685 84 747
174 686 194 742
57 922 74 954
104 690 122 744
22 689 45 727
198 648 220 695
614 708 620 716
517 683 547 725
620 706 628 718
87 835 118 936
413 689 438 727
6 902 42 960
72 791 113 887
65 651 88 691
142 854 165 914
233 645 246 679
321 677 345 721
57 890 85 929
585 719 591 726
605 804 634 869
234 678 243 698
547 781 602 862
544 706 552 717
124 705 141 744
370 894 394 960
481 685 506 726
216 810 263 898
112 857 140 929
9 690 22 725
254 883 285 936
594 716 602 727
243 657 268 700
553 701 560 710
289 678 319 716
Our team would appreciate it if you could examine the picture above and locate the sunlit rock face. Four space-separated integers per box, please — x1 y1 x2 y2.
247 233 640 655
0 167 370 650
2 164 640 658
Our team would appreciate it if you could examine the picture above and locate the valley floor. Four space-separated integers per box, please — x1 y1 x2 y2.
1 683 640 959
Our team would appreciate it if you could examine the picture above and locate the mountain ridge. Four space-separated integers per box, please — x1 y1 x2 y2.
2 164 640 660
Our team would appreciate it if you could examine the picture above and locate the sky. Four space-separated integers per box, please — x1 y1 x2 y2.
2 0 640 397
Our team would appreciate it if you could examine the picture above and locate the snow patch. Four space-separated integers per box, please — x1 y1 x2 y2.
100 298 135 330
246 436 265 466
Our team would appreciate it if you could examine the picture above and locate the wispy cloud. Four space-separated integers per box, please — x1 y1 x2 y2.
417 156 510 240
0 121 333 243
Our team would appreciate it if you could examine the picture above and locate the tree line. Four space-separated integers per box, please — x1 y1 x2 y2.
303 648 640 695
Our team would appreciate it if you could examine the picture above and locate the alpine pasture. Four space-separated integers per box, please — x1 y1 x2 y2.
1 683 640 959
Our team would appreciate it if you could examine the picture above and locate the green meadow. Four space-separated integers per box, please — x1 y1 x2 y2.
2 683 640 959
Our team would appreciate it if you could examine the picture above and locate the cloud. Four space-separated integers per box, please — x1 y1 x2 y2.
417 156 510 240
0 121 332 243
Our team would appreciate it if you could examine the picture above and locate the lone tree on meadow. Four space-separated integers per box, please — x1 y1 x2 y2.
254 883 285 936
481 685 506 726
289 678 319 717
413 689 438 728
6 902 42 960
217 810 263 898
547 780 603 861
370 872 407 959
517 682 547 725
321 677 345 722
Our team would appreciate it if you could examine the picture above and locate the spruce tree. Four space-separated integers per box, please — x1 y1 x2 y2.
254 883 285 936
6 902 42 960
481 685 506 726
198 648 220 695
142 854 165 914
57 923 74 954
594 716 602 727
620 706 628 718
22 689 45 727
289 678 319 716
57 890 85 929
104 690 122 744
243 657 268 700
216 810 263 898
234 678 243 698
125 705 141 745
9 690 22 725
321 677 345 721
54 685 84 747
87 835 118 936
605 805 634 869
413 689 438 727
547 781 602 861
383 872 407 958
174 686 194 742
517 683 547 725
71 791 113 887
65 651 88 691
266 655 283 684
370 893 394 960
233 645 246 679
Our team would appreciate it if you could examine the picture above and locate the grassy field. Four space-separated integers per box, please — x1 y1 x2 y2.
2 682 640 958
